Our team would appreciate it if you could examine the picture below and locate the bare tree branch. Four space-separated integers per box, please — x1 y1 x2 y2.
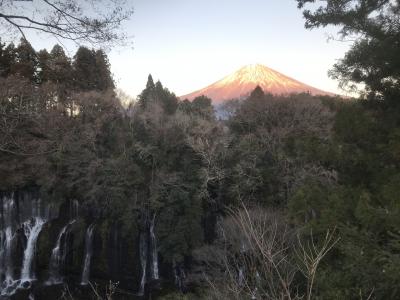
196 204 339 300
0 0 133 48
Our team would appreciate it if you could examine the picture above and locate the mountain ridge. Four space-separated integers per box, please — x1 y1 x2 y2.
180 64 334 104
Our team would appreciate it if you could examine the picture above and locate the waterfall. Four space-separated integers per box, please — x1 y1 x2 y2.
149 217 159 280
138 214 160 296
173 261 186 292
0 231 4 280
21 217 46 280
238 267 245 286
0 193 47 296
81 224 95 285
138 231 148 296
3 227 14 286
71 200 79 219
46 220 75 285
1 197 16 286
251 271 261 299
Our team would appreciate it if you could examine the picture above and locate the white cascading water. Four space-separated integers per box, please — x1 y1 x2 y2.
1 198 15 288
81 224 95 285
3 227 14 291
251 271 261 299
0 194 47 296
173 264 179 290
149 217 159 280
46 199 79 285
173 261 186 292
0 230 4 280
46 220 75 285
21 217 46 280
238 267 245 286
71 200 79 219
138 231 147 296
4 228 14 277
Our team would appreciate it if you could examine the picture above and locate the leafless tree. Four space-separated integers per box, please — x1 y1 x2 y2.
0 0 133 48
0 76 121 157
60 281 118 300
115 88 134 109
0 75 60 156
195 204 339 300
88 280 119 300
173 109 230 201
295 229 339 300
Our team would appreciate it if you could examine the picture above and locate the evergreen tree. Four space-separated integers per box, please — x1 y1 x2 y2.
11 39 38 82
94 49 115 91
137 75 178 114
138 74 155 108
248 85 264 100
49 45 73 86
146 74 155 90
73 46 97 91
154 80 178 114
296 0 400 101
73 46 114 92
37 49 51 83
0 41 16 78
48 45 74 113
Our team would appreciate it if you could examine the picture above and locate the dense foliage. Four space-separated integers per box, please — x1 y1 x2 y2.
291 1 400 298
296 0 400 101
1 27 400 299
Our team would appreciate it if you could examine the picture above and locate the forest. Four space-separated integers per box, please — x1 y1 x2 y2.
0 0 399 299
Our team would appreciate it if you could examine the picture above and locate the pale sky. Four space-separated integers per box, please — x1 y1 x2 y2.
23 0 351 98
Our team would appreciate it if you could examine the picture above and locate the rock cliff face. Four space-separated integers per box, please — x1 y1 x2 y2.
0 190 179 300
181 64 334 104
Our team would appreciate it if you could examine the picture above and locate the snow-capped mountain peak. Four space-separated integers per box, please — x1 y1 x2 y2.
181 64 334 104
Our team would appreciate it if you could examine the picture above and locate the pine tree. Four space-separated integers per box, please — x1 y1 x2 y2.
37 49 51 83
0 41 16 78
73 47 114 92
48 45 74 113
49 45 73 86
94 49 114 91
11 39 38 82
73 46 97 91
138 74 155 108
248 85 264 100
296 0 400 101
154 80 178 114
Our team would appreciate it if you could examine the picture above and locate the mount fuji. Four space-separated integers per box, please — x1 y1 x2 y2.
180 64 334 104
